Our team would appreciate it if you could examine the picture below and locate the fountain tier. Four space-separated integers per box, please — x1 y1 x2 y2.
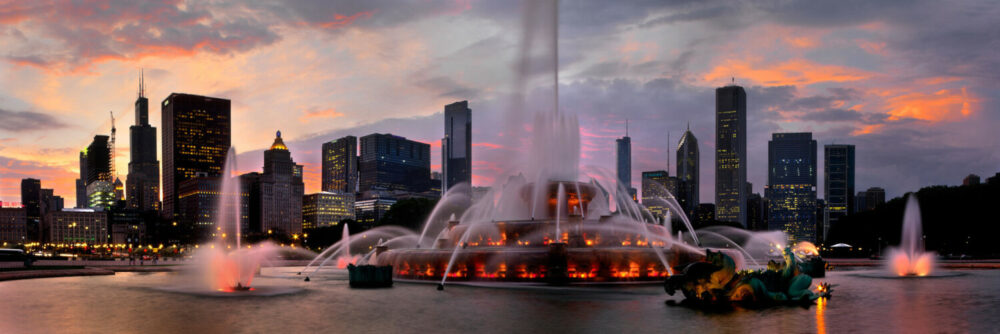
372 181 720 284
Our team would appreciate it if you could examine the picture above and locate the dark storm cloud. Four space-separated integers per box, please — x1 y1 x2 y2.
2 0 280 69
258 0 468 30
638 3 744 29
757 0 916 28
2 0 476 70
0 108 67 132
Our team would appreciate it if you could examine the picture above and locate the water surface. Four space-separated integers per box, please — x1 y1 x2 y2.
1 268 997 333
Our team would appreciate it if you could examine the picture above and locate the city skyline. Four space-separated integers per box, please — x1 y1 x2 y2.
1 1 997 206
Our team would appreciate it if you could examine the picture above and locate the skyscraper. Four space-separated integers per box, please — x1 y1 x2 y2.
747 192 768 231
676 125 699 219
359 133 431 193
161 93 231 221
715 85 748 227
75 150 87 208
442 101 472 193
247 131 305 235
855 187 886 212
114 178 124 201
766 132 818 242
302 192 355 229
126 72 161 212
616 122 635 200
355 196 396 228
177 173 249 234
823 144 855 242
321 136 357 193
85 135 115 210
20 178 40 241
86 135 112 185
39 188 63 215
641 170 678 222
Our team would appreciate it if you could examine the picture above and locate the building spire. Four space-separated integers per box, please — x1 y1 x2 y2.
667 131 671 175
625 118 629 137
137 69 145 99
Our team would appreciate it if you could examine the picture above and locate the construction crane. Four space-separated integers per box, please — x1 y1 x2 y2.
109 110 116 181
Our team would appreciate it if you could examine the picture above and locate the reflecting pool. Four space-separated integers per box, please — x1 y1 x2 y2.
2 268 999 333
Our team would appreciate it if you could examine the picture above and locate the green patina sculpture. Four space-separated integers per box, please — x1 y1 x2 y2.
664 247 832 308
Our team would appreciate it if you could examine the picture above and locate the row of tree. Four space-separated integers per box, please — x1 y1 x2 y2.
827 182 1000 258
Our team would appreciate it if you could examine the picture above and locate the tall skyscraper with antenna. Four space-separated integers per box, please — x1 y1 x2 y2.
127 70 161 212
715 84 747 227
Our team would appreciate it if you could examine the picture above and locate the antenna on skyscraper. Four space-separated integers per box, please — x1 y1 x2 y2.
667 131 671 175
625 119 629 137
109 111 116 181
139 68 145 99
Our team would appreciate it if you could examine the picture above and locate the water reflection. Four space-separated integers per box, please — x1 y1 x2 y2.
815 297 826 334
0 270 997 333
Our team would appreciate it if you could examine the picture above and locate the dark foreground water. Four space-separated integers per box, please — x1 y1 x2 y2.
1 268 998 333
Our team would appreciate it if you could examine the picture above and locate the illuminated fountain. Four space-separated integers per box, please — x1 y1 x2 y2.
301 0 773 287
297 108 746 286
375 178 710 286
887 195 935 277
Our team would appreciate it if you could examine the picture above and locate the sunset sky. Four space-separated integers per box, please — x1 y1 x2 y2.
1 0 997 205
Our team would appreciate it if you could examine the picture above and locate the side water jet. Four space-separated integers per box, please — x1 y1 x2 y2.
887 195 935 276
305 224 356 280
193 147 279 292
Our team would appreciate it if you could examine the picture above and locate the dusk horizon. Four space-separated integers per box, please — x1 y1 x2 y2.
2 0 997 205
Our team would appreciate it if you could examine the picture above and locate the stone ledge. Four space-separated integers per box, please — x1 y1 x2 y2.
0 268 115 282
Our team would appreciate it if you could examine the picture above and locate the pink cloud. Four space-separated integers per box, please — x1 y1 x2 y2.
299 107 346 123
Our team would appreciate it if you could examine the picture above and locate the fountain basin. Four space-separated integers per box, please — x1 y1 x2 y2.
377 246 705 283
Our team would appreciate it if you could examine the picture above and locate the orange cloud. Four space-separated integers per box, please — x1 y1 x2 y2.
299 107 345 123
885 87 976 122
851 124 884 136
785 36 818 49
703 58 873 86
